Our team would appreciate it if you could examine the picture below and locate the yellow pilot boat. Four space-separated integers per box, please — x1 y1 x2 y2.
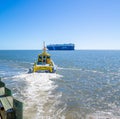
30 43 56 73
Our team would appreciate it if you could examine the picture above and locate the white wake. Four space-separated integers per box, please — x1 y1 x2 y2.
12 73 65 119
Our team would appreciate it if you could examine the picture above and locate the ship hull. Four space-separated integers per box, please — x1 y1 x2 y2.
47 44 75 50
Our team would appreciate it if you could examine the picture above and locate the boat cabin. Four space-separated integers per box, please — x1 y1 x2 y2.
37 52 52 65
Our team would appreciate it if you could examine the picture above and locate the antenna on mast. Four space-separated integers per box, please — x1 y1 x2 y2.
43 41 46 52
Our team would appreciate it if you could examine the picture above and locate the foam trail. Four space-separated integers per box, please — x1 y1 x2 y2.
86 111 120 119
57 67 82 71
12 73 64 119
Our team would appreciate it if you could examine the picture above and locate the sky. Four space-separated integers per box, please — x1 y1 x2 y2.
0 0 120 50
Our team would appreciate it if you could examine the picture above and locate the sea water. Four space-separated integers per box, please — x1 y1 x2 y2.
0 50 120 119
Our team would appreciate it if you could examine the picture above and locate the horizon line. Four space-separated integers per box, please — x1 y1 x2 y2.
1 49 120 51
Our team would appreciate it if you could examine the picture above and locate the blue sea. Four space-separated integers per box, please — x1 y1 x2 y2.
0 50 120 119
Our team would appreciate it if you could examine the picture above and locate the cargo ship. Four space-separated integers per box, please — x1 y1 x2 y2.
47 43 75 50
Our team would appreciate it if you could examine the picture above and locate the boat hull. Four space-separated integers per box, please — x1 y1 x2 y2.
33 65 54 73
30 63 56 73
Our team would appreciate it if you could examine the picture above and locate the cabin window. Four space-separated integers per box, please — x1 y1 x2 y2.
43 60 46 62
47 56 50 58
39 56 42 59
43 56 46 58
38 56 42 62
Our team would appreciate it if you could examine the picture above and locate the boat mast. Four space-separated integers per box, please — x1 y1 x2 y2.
43 41 46 53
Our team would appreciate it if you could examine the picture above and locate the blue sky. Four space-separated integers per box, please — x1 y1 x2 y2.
0 0 120 50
